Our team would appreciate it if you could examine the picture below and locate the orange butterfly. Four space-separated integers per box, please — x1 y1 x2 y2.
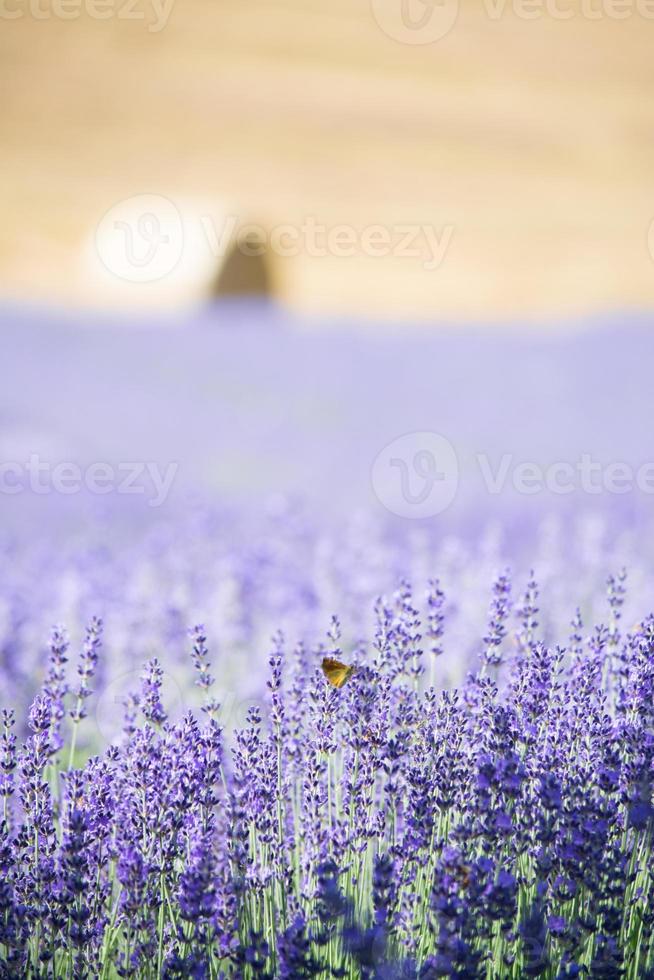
454 864 472 890
321 656 355 689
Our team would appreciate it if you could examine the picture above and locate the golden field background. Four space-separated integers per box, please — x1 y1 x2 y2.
1 0 654 321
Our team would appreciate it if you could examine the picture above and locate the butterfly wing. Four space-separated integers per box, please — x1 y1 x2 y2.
321 656 354 689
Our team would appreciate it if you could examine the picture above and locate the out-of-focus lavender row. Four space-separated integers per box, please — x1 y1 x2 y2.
1 497 652 744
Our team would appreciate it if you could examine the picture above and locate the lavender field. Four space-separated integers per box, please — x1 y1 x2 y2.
2 306 654 977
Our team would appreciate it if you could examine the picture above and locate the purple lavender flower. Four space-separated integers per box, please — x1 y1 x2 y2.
482 570 511 669
139 659 167 727
70 617 103 725
189 623 214 694
1 710 17 829
277 914 320 978
177 825 217 924
43 625 69 753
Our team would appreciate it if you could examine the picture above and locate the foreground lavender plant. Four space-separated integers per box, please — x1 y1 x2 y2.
2 572 654 979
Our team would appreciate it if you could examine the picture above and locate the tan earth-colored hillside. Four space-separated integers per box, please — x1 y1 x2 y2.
1 0 654 321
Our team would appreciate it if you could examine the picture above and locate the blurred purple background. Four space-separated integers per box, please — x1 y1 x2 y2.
2 302 653 531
